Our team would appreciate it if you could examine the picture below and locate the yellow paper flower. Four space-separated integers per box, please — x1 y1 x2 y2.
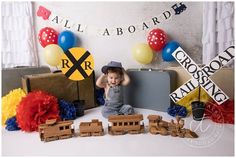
177 87 212 113
2 88 26 126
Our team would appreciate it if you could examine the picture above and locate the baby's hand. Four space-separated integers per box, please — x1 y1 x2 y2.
103 74 108 82
96 73 108 88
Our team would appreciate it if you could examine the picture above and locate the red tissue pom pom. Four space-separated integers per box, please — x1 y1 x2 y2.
205 99 234 124
16 91 60 132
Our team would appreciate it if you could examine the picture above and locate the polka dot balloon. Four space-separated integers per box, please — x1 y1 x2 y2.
38 27 58 48
147 28 167 52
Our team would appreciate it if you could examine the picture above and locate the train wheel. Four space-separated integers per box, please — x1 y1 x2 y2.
108 126 113 135
40 133 44 141
140 125 145 133
129 130 139 134
170 131 177 137
59 135 71 139
149 127 158 134
45 136 59 142
94 131 103 136
80 132 90 137
178 133 185 138
159 128 168 135
92 132 101 136
185 131 198 138
100 131 104 136
113 130 125 135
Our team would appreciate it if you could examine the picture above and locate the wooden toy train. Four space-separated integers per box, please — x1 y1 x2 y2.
39 114 198 142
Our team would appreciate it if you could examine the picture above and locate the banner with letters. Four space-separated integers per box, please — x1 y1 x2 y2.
37 3 187 37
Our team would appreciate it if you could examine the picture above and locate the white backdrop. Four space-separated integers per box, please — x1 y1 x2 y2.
33 2 203 76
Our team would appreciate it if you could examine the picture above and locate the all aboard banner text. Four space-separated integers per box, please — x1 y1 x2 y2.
37 3 187 37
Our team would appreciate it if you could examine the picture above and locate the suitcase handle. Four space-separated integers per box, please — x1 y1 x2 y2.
139 68 153 71
127 68 166 72
138 68 165 72
14 66 29 68
53 70 62 73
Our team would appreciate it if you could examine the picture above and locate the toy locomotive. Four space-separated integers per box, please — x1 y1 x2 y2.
148 115 198 138
39 114 198 142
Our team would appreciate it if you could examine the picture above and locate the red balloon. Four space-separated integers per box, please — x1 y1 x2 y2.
38 27 58 48
147 28 167 52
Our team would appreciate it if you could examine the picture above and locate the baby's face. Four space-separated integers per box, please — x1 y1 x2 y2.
107 72 122 87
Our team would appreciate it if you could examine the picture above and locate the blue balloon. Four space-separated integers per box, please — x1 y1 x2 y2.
162 41 180 61
58 30 77 52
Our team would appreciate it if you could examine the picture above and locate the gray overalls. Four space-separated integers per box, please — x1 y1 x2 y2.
102 85 134 118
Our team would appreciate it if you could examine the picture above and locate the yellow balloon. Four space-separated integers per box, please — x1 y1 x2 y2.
132 43 153 64
43 44 63 66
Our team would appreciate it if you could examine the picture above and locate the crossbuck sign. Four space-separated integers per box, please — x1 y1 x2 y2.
170 46 234 105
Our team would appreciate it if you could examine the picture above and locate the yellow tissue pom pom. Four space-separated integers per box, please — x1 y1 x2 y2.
2 88 26 126
177 87 212 113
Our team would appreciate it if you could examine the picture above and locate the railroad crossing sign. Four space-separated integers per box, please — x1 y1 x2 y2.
170 46 234 105
61 47 94 81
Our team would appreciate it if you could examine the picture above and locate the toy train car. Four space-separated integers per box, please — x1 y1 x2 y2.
147 115 198 138
79 119 104 137
39 119 74 142
39 114 198 142
108 114 144 135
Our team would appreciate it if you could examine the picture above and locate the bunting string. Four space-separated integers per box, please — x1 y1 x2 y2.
37 2 187 37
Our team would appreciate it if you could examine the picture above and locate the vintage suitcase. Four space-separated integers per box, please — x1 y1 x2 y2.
123 69 177 112
2 66 51 96
22 72 97 109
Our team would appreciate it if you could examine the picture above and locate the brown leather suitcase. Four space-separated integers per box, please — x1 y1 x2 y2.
2 66 51 96
22 72 97 109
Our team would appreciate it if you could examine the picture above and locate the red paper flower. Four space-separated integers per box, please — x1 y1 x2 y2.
205 99 234 124
16 91 60 132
